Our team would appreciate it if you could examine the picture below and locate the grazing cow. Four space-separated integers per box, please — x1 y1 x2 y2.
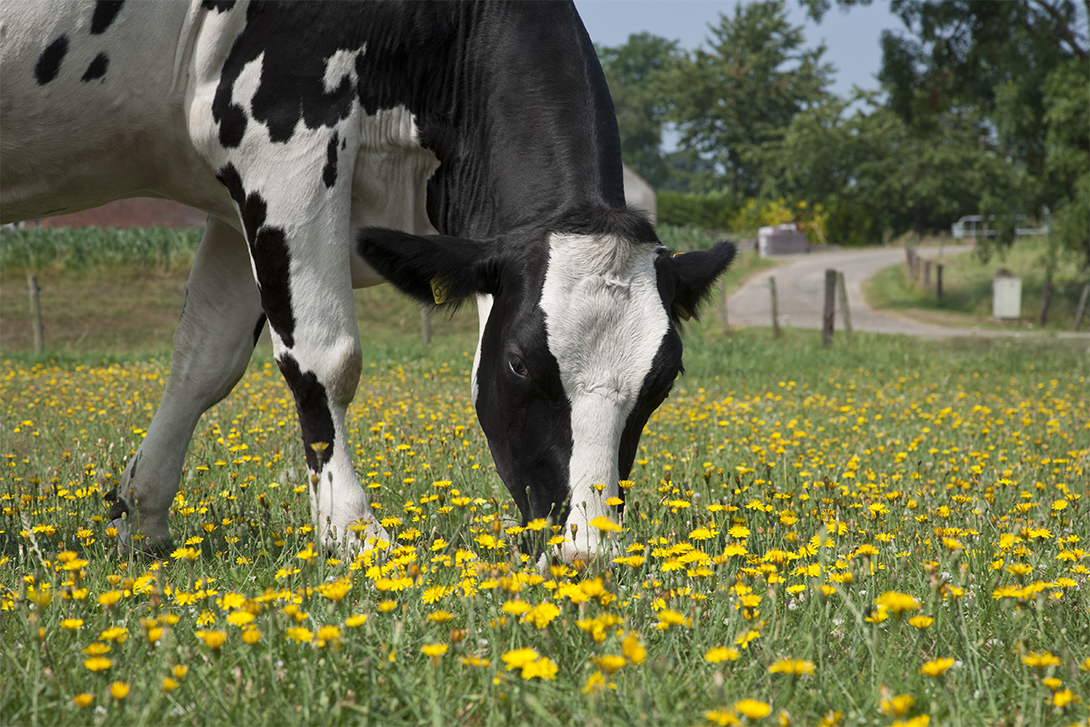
1 0 734 563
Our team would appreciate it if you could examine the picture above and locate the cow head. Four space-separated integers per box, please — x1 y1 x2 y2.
357 209 734 563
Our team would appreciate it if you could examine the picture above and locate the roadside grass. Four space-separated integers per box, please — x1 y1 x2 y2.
864 237 1090 332
1 322 1087 726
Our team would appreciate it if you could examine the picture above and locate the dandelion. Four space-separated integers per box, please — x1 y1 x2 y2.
73 693 94 708
705 646 741 663
110 681 130 700
61 618 83 631
919 658 955 678
1021 651 1061 669
523 602 561 629
705 710 741 726
502 648 539 671
1051 689 1079 708
519 656 558 681
421 643 447 663
655 609 691 630
622 635 647 665
879 694 915 717
345 614 368 627
226 611 254 626
875 591 920 617
768 658 814 676
908 615 934 630
242 628 262 645
582 671 609 695
196 629 227 649
286 627 314 644
84 656 111 672
592 654 626 674
734 699 771 719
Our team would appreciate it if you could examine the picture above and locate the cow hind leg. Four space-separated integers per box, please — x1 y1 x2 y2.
108 216 265 554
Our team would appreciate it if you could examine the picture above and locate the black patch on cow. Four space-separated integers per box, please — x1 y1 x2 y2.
322 132 339 189
252 313 268 347
34 36 69 85
201 0 236 12
90 1 124 34
216 163 296 348
81 53 109 82
277 354 335 473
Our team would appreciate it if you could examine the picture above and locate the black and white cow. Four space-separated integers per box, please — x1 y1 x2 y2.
1 1 734 563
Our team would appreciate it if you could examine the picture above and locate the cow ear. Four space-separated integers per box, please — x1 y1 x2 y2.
667 241 736 322
356 228 500 306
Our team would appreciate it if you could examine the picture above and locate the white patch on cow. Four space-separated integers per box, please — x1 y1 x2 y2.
471 293 495 405
323 47 360 93
538 232 669 561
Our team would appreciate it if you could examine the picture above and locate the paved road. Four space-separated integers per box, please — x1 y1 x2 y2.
725 245 994 337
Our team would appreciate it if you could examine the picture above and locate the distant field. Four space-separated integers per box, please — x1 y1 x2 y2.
0 225 771 356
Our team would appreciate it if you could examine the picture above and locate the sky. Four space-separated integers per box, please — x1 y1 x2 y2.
575 0 905 101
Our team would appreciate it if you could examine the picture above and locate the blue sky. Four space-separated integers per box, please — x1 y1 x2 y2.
575 0 905 100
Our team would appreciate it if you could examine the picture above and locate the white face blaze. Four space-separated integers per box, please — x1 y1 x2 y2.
538 232 669 561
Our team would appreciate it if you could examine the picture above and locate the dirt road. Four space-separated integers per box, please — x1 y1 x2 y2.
725 246 986 337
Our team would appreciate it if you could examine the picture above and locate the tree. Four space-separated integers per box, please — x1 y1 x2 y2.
596 33 684 189
666 0 835 198
803 0 1089 264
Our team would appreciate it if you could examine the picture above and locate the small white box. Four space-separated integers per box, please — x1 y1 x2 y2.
992 277 1022 319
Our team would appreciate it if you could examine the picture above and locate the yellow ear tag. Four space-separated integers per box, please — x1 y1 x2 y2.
430 277 449 305
673 303 692 321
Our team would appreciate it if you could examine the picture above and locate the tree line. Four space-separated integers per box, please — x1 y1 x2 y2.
598 0 1088 265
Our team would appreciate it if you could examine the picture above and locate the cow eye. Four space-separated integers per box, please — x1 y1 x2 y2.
508 354 528 378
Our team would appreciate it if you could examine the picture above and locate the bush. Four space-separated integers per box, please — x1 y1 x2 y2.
657 190 739 230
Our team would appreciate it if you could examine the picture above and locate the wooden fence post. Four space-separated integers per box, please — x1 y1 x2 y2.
936 264 944 300
923 260 931 288
420 305 432 348
837 271 852 343
1074 282 1090 332
719 279 729 335
822 269 836 348
28 274 44 353
769 276 781 338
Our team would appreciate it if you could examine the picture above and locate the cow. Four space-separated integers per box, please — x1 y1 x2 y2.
1 0 735 564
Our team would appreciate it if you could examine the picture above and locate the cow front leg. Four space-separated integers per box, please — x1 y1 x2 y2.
108 217 265 554
214 167 387 553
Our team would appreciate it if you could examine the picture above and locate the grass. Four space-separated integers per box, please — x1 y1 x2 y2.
1 228 1088 726
1 226 773 357
864 237 1090 332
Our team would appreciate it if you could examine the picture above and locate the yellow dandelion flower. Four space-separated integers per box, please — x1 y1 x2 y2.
519 656 558 681
875 591 920 616
705 709 741 726
622 635 647 665
73 693 94 708
427 610 457 623
82 658 110 675
523 602 561 629
919 657 955 677
879 694 915 717
286 627 314 644
768 658 814 676
196 629 227 649
705 646 741 663
61 618 83 631
1051 689 1079 708
734 699 771 719
582 671 609 695
592 654 626 674
1022 651 1061 669
588 516 622 533
109 681 129 700
908 615 934 630
220 609 253 629
502 647 539 671
345 614 368 627
162 677 180 691
421 643 448 659
242 628 262 645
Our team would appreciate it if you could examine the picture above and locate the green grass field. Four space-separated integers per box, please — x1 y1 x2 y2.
1 228 1088 726
864 237 1089 332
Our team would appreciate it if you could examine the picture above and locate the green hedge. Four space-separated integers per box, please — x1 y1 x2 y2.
657 190 739 230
